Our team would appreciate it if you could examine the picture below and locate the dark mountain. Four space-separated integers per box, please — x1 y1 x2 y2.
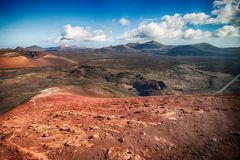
192 43 217 51
45 45 95 53
0 48 15 54
125 42 140 48
167 43 239 56
3 41 239 56
129 41 175 54
46 44 72 51
14 46 27 53
26 45 45 51
58 44 66 50
110 41 240 56
94 44 139 54
129 41 164 50
111 44 138 52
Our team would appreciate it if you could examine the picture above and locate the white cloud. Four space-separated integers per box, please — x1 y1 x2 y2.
119 14 212 42
181 0 240 25
119 0 240 42
212 0 240 23
119 17 131 26
182 0 240 25
56 0 239 44
183 13 215 25
161 14 185 30
53 37 61 43
215 25 240 37
183 29 211 39
118 22 181 42
61 24 107 42
119 14 184 41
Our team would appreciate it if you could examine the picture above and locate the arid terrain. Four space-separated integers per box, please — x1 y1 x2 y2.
0 42 240 159
0 87 240 160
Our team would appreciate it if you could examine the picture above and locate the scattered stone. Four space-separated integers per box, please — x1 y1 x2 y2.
59 124 71 132
89 133 100 139
42 133 48 137
53 113 60 118
143 103 150 107
89 126 99 130
232 132 240 137
0 134 5 140
193 108 200 111
212 138 217 142
160 110 167 114
134 110 144 114
118 138 124 143
180 108 190 114
42 144 48 149
140 132 146 136
64 142 70 147
106 147 142 160
94 115 105 121
209 138 217 143
107 115 116 120
169 117 177 121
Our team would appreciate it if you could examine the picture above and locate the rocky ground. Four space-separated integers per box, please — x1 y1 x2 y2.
0 87 240 160
0 51 240 159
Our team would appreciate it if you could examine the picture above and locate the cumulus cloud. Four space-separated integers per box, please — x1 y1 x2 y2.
161 14 185 30
119 0 240 42
119 16 212 42
119 14 184 41
183 13 215 25
162 0 240 26
183 0 240 25
183 29 211 39
214 25 240 37
61 24 107 42
57 0 239 44
53 37 61 43
212 0 240 23
119 17 131 26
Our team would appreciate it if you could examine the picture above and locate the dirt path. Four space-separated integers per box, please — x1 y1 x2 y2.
215 74 240 94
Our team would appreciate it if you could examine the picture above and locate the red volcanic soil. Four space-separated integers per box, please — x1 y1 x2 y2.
0 88 240 160
0 54 77 68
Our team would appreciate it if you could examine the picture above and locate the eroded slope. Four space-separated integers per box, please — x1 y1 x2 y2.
0 88 239 160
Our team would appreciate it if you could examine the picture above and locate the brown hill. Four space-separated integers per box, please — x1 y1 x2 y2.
0 87 239 160
0 54 77 68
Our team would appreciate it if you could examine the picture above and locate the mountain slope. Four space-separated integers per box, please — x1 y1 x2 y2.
115 41 240 56
0 88 239 159
167 43 240 56
129 41 165 50
1 41 239 56
26 45 45 51
94 44 139 54
0 54 77 68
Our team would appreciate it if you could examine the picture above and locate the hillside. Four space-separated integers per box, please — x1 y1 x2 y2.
0 88 239 160
0 54 77 68
1 41 239 56
94 41 240 56
26 45 45 51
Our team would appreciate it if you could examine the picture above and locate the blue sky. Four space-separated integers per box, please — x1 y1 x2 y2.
0 0 239 48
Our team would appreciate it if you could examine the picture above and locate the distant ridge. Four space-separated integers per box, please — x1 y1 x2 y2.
1 41 240 56
97 41 240 56
26 45 45 51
